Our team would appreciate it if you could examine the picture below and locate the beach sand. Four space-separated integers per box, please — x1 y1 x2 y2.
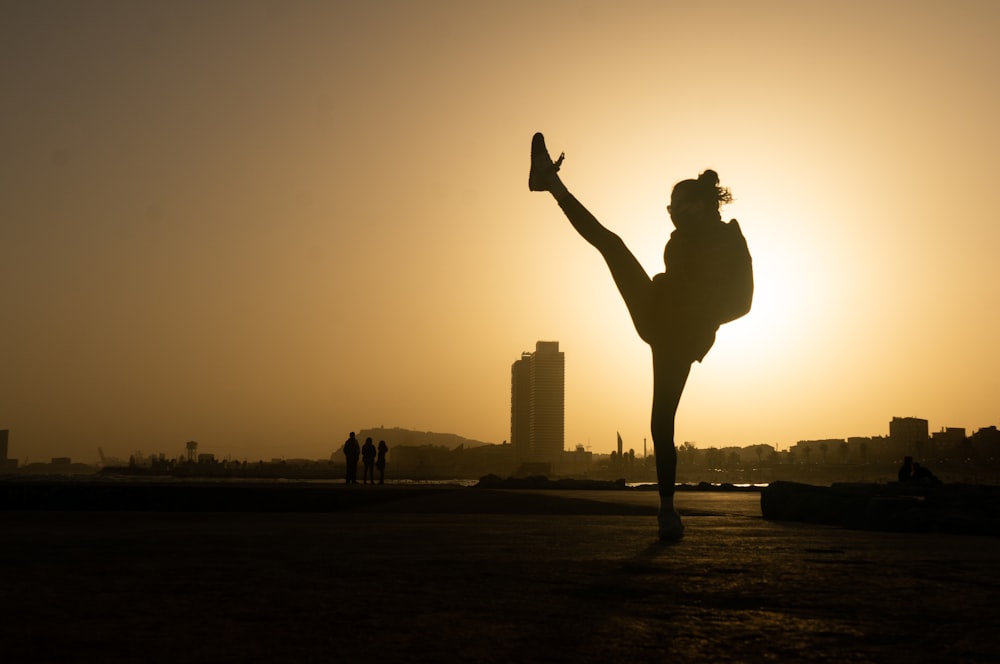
2 486 998 662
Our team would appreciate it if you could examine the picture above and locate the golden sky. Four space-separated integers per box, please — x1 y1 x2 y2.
2 1 998 462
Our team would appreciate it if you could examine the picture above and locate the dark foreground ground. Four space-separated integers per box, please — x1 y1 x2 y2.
2 485 999 663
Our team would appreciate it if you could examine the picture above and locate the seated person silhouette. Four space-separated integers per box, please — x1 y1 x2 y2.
529 132 753 541
911 461 941 487
898 456 914 482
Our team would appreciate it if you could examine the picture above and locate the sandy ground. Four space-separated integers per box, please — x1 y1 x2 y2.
2 487 998 663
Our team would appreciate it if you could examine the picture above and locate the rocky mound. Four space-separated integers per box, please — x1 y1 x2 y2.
761 481 1000 537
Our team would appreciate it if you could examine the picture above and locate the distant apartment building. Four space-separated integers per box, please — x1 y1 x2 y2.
970 425 1000 449
790 438 847 464
845 436 888 464
0 429 14 471
510 341 565 465
889 416 929 459
932 427 966 456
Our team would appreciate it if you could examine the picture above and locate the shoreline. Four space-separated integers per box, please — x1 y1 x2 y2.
0 476 755 513
3 476 997 538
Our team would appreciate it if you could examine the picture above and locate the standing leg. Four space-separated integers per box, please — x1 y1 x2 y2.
650 347 692 541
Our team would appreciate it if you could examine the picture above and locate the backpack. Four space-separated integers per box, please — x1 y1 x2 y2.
714 219 754 325
662 219 753 327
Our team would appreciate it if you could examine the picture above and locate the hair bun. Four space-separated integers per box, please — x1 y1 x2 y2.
698 169 720 187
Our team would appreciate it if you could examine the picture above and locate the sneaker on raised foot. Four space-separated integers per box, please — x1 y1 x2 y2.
528 132 564 192
658 507 685 542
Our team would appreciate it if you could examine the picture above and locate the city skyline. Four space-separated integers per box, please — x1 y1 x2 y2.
4 413 998 467
3 2 999 462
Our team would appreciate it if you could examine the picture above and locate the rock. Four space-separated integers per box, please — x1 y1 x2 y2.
762 480 1000 537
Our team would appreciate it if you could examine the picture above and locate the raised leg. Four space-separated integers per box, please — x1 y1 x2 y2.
530 134 657 341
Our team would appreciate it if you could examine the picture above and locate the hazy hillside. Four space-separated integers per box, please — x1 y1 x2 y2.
355 427 496 450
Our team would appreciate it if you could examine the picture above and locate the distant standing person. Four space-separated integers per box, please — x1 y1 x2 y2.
343 432 361 484
376 440 388 484
361 437 377 484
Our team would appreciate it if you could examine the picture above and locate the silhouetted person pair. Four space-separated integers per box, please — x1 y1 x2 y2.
898 456 942 486
343 432 361 484
362 437 377 483
530 132 753 541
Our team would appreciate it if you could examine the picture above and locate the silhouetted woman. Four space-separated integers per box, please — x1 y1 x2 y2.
376 440 388 484
529 133 753 541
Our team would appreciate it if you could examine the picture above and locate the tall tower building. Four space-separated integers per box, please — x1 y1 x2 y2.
510 341 565 465
510 353 532 463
